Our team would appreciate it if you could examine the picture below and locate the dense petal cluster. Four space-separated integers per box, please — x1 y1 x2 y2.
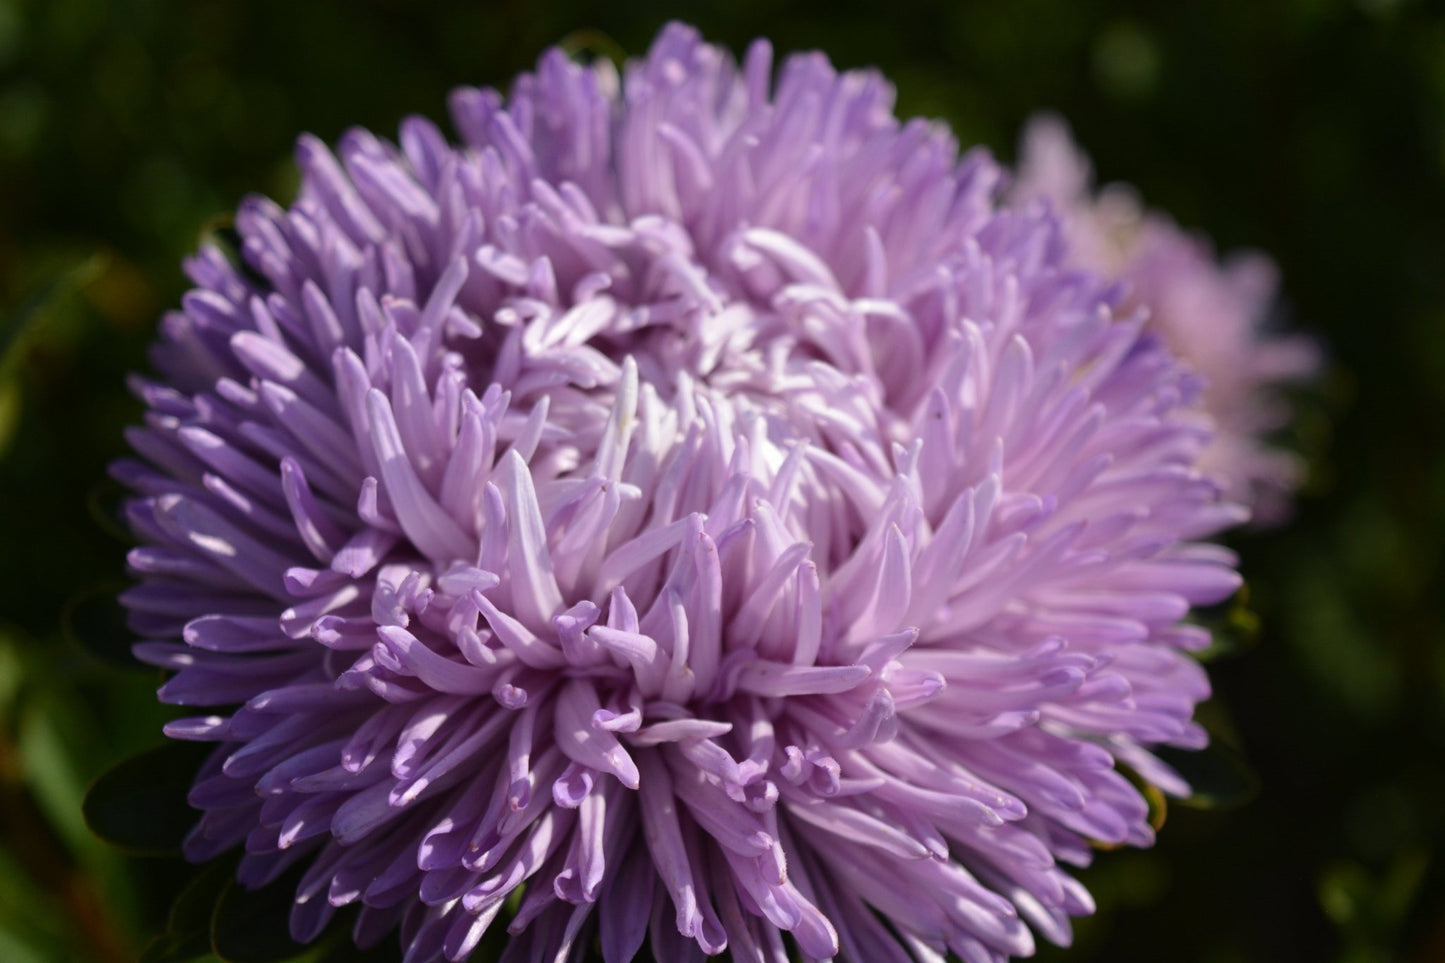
119 25 1245 963
1011 115 1318 524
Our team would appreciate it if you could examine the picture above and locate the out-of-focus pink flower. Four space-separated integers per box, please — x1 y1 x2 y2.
1013 114 1319 525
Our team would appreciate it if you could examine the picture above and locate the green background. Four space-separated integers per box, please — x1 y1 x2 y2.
1 0 1442 960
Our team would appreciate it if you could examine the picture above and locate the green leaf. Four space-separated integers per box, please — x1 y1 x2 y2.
83 742 209 855
0 630 24 716
1154 741 1260 810
0 377 19 459
0 254 108 452
0 924 52 963
556 28 628 68
18 684 109 857
141 860 236 963
61 581 139 670
0 255 104 369
311 929 409 963
87 475 135 546
0 850 72 962
1189 585 1260 663
210 868 309 963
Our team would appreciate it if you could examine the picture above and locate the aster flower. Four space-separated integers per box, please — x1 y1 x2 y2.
1010 114 1319 525
117 24 1246 963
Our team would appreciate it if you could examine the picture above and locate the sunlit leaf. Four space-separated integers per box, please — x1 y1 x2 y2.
0 925 51 963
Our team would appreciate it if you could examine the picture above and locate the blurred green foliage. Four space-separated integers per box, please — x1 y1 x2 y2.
0 0 1442 960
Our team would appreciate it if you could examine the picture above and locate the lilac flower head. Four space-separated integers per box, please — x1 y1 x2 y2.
119 25 1245 962
1011 114 1319 525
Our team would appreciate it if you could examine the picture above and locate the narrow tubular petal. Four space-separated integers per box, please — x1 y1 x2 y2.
365 388 473 561
499 449 565 629
636 752 704 942
553 679 641 789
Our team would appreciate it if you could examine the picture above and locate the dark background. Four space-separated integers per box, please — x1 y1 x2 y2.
0 1 1442 960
